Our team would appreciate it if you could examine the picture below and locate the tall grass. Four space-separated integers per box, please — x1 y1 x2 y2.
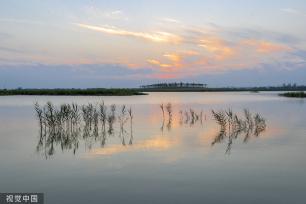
34 101 134 158
211 108 266 154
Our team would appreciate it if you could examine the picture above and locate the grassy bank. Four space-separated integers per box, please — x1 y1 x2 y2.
279 92 306 98
0 88 146 96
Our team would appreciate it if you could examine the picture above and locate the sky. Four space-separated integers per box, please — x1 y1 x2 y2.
0 0 306 88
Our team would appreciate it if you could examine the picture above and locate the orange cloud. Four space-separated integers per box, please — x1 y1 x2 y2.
198 37 235 60
180 50 200 56
75 23 182 44
147 53 183 71
241 39 290 53
147 50 200 70
164 54 182 65
147 59 172 68
74 22 292 76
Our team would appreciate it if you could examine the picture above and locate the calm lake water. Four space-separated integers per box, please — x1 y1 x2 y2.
0 92 305 204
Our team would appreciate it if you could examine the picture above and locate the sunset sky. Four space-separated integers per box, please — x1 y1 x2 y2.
0 0 306 88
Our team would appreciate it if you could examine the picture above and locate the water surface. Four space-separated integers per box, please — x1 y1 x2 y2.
0 92 305 204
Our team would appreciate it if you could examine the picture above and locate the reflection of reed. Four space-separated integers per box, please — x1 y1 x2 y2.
166 118 172 131
34 101 134 159
128 108 133 145
181 109 203 127
159 103 205 132
159 103 165 134
166 103 172 121
107 104 116 135
160 104 165 120
160 103 173 132
35 101 268 158
211 108 267 154
158 105 266 154
160 119 165 134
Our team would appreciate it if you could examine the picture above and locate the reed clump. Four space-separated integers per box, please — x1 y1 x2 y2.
211 108 266 154
34 101 134 158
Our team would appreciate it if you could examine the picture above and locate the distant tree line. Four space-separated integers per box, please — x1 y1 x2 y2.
139 83 306 92
282 83 298 88
140 82 208 89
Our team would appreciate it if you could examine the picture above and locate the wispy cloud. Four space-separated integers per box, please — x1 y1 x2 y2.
148 52 189 71
147 50 203 73
0 46 25 54
104 10 127 20
147 59 172 68
0 32 12 40
241 39 290 53
2 15 298 80
74 19 295 76
85 6 129 21
0 18 45 25
146 35 293 76
75 23 182 44
198 37 235 60
281 8 306 17
159 17 181 24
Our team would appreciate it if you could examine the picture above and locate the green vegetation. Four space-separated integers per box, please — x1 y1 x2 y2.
279 92 306 98
0 88 146 96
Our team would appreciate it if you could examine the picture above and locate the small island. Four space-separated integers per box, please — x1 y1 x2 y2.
279 92 306 98
0 88 146 96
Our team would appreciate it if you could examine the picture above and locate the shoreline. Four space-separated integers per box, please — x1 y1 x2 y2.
0 88 305 96
0 88 147 96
